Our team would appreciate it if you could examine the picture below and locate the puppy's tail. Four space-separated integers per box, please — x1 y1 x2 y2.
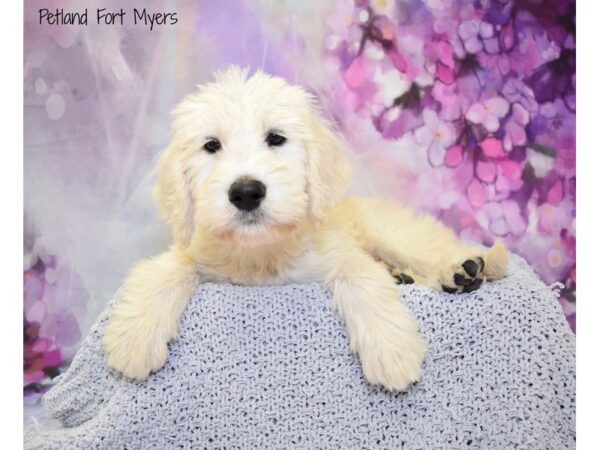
483 240 509 281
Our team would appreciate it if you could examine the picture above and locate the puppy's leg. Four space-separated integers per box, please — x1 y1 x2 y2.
333 197 508 293
322 242 427 391
103 249 200 380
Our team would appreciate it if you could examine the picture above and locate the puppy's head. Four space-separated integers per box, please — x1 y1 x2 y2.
153 67 352 248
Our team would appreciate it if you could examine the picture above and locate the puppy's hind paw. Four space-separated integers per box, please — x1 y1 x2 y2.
376 259 416 285
391 270 415 286
441 257 486 294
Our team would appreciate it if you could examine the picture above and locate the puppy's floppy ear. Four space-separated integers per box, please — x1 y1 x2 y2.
152 140 195 248
305 111 352 222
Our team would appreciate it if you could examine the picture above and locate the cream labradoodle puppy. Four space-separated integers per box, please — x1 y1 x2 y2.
104 67 507 391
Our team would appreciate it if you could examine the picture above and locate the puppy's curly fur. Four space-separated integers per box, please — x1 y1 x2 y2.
103 67 508 391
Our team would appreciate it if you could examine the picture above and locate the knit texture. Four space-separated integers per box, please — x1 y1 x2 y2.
25 255 575 449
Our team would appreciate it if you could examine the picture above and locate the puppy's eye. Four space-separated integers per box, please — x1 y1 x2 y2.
203 139 221 153
266 132 287 147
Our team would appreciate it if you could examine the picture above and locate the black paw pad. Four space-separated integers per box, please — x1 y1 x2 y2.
462 259 479 277
442 285 458 294
394 273 415 285
477 257 485 272
463 277 483 293
453 273 469 286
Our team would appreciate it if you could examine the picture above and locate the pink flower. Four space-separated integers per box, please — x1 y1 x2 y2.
498 160 522 182
479 22 499 54
431 73 481 121
425 40 455 84
480 200 527 236
458 20 498 54
547 179 564 205
478 53 512 77
431 82 462 121
499 20 516 52
494 160 523 196
445 145 464 167
459 20 484 53
502 78 538 112
466 96 510 132
476 160 497 183
503 103 530 151
343 57 366 88
414 109 457 167
467 178 487 208
479 137 506 158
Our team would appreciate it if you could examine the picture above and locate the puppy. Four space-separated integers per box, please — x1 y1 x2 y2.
103 67 507 391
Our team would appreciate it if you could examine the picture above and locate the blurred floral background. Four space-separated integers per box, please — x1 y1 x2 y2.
24 0 575 412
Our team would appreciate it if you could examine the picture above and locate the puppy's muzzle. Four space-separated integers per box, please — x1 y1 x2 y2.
228 178 267 212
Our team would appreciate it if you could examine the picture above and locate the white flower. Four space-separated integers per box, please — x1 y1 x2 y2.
466 96 510 132
414 109 457 166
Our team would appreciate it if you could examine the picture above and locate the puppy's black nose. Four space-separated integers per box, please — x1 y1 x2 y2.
228 178 266 212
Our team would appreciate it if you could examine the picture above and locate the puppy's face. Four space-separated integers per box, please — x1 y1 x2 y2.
154 67 351 248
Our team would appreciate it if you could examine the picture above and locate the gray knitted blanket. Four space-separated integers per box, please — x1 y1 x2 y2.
25 255 575 449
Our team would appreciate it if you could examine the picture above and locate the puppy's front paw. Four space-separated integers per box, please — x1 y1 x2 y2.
103 307 172 381
440 257 486 294
359 319 427 392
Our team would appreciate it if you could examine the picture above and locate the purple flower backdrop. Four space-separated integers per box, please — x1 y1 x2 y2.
24 0 575 408
322 0 575 327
